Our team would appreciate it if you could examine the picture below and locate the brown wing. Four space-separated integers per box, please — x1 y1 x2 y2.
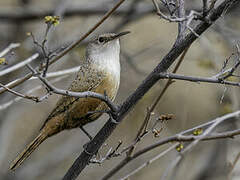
41 64 104 129
65 72 118 127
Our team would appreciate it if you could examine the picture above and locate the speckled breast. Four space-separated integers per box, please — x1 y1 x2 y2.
64 65 120 128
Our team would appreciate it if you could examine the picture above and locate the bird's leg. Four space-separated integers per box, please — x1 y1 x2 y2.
80 109 112 157
79 126 100 158
79 109 109 140
79 126 97 156
79 126 93 140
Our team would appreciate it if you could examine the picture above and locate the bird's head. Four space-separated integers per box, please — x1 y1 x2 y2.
86 31 130 60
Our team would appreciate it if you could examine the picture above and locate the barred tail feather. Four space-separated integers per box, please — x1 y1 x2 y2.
10 132 47 171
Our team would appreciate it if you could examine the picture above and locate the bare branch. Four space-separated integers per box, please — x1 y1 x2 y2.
118 144 178 180
27 65 118 113
0 43 20 57
159 72 240 87
0 82 39 102
0 73 32 94
0 75 68 111
228 151 240 179
46 0 126 67
0 53 39 77
0 66 79 96
152 0 187 22
152 0 204 37
30 66 80 80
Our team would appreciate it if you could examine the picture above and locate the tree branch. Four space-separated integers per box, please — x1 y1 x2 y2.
159 72 240 87
0 43 20 57
0 53 39 77
0 82 39 102
118 144 178 180
0 75 68 111
63 0 239 179
27 64 118 112
0 0 126 95
103 110 240 180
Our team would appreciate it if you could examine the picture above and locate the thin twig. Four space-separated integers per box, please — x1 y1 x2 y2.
0 73 33 94
79 127 93 140
47 0 127 67
161 155 182 180
0 75 68 111
228 151 240 179
118 144 178 180
162 108 237 179
152 0 203 37
0 43 20 57
0 82 39 102
0 53 39 77
27 64 118 112
152 0 187 22
159 72 240 87
30 66 80 80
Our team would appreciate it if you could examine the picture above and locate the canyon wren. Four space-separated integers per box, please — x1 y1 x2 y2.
10 31 130 170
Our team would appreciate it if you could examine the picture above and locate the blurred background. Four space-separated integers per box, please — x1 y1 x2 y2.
1 0 240 179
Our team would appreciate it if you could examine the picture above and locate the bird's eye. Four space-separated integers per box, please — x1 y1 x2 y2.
98 37 105 43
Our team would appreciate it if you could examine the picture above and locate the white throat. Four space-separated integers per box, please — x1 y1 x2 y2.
87 39 121 83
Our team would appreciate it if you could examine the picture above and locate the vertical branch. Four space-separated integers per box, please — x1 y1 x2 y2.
42 0 69 77
42 0 71 77
177 0 186 41
202 0 208 16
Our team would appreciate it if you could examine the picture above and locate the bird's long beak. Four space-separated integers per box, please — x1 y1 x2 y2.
110 31 130 41
115 31 131 38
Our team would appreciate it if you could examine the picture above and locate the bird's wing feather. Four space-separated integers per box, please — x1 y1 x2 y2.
41 64 104 129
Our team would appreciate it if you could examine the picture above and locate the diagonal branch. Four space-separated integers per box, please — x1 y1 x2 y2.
63 0 239 179
0 75 68 111
0 53 39 77
0 43 20 57
124 46 190 157
118 144 178 180
0 82 39 102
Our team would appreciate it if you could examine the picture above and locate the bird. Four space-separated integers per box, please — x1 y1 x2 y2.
10 31 130 170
